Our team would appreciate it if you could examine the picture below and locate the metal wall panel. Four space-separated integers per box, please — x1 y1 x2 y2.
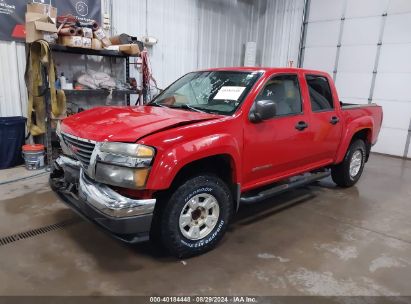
112 0 305 81
341 17 381 45
112 0 199 88
387 0 411 14
308 0 344 22
197 0 253 69
373 11 411 157
345 0 389 18
338 45 376 73
303 46 335 76
0 41 27 117
373 127 408 156
249 0 305 67
335 72 373 100
305 20 340 47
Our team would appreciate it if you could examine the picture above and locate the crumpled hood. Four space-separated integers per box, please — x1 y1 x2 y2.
61 106 219 142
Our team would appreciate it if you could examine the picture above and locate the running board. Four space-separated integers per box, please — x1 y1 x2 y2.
240 171 331 204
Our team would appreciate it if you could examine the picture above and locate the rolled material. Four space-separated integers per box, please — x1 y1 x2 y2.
59 27 76 36
75 28 84 36
110 33 130 45
81 21 99 30
91 21 99 30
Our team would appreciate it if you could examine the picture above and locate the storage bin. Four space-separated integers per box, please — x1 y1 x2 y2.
0 116 27 169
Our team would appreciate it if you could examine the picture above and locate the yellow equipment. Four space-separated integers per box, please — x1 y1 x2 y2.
25 40 66 136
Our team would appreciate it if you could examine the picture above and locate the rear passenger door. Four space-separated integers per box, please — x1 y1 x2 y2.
304 74 343 162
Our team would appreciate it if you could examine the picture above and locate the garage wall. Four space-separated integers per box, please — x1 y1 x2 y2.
0 41 27 117
112 0 200 89
0 0 304 118
0 0 109 118
197 0 253 69
302 0 411 158
250 0 305 67
198 0 304 68
112 0 305 86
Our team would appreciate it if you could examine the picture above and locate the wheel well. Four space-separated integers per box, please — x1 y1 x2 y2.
171 154 236 188
165 154 238 210
351 129 372 161
151 155 238 231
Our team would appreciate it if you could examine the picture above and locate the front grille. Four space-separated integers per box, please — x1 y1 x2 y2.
62 133 96 168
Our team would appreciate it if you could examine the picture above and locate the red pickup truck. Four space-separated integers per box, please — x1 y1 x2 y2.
50 67 382 257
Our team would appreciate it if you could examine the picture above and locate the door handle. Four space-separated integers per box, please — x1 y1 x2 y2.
295 121 308 131
330 116 340 125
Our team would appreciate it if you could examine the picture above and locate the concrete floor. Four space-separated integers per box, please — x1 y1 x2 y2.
0 154 410 296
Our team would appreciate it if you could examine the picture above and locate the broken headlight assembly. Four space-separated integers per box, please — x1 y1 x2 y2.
96 142 155 189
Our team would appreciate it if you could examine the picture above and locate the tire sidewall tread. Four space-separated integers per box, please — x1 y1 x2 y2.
332 139 366 187
159 175 233 258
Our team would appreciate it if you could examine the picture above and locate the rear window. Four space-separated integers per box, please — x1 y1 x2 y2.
306 75 334 111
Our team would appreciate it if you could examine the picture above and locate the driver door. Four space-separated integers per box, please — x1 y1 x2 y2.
242 73 315 190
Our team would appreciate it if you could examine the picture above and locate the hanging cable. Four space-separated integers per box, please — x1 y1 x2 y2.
140 48 159 104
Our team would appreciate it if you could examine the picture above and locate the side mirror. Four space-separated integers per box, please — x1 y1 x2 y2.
249 100 277 123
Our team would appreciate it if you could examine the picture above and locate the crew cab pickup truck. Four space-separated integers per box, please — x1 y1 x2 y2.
50 67 382 258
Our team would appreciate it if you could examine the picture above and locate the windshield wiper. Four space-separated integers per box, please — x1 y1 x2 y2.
171 104 207 113
148 101 168 108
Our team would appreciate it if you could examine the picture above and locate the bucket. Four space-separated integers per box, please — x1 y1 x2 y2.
22 144 45 170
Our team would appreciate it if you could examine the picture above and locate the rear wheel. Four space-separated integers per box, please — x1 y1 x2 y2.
332 139 366 187
157 175 233 258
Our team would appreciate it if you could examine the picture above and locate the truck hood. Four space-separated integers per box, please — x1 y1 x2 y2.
60 106 220 142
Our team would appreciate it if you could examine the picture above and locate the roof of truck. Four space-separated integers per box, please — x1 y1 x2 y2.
201 66 329 76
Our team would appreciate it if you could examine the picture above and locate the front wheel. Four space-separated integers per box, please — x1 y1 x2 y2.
158 175 233 258
331 139 366 187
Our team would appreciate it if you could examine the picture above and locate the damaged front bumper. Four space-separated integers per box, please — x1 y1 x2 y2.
50 155 156 243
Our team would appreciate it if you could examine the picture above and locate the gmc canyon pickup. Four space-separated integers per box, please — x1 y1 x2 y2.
50 67 382 257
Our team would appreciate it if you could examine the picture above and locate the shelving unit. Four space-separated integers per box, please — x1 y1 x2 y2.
50 44 140 105
35 44 142 166
51 44 130 57
63 88 141 96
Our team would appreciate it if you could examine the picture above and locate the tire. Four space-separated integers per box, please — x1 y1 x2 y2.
157 175 233 258
331 139 366 187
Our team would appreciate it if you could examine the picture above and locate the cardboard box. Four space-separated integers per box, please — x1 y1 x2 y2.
25 13 58 43
58 36 83 48
27 3 57 22
119 44 140 56
91 38 103 50
82 37 92 49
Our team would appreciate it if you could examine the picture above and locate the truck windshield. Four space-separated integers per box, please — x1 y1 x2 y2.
149 71 262 115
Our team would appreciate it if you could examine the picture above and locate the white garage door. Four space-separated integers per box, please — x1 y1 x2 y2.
302 0 411 157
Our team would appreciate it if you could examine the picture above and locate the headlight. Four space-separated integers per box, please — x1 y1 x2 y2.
100 142 154 158
99 143 155 168
95 163 150 189
96 142 155 189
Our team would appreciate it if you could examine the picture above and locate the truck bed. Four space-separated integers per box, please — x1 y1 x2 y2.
339 102 383 146
340 102 380 110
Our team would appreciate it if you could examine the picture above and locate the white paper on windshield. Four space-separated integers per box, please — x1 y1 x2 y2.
213 86 246 101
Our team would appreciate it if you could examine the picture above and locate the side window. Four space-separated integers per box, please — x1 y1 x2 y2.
306 75 334 111
256 74 302 117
